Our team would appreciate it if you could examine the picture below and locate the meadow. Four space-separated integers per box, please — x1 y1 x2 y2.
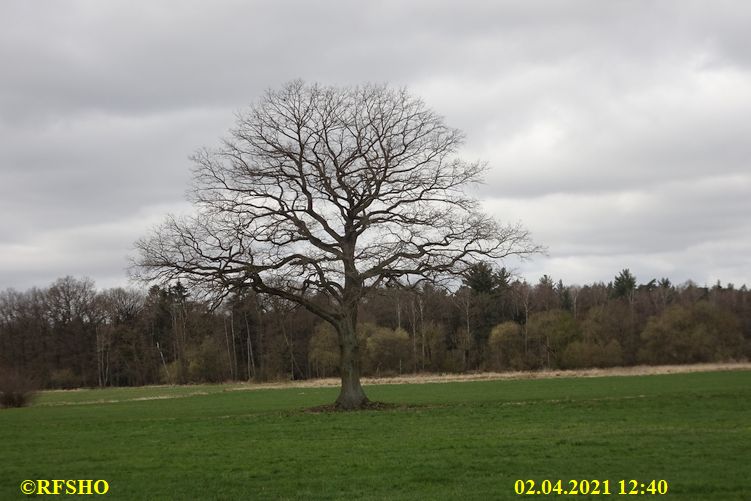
1 369 749 499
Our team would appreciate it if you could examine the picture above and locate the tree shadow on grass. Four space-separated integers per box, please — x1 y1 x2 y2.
305 401 426 413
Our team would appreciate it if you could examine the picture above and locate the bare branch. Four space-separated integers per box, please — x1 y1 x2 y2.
132 81 542 322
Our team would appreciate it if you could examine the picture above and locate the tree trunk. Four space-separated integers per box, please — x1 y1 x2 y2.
244 312 255 380
230 311 238 380
223 318 233 379
411 298 417 373
335 315 369 409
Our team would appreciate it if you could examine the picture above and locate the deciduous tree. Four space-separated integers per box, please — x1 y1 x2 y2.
133 81 540 408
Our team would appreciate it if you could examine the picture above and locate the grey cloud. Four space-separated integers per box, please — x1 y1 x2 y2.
485 172 751 285
1 0 749 290
5 1 749 120
0 108 229 237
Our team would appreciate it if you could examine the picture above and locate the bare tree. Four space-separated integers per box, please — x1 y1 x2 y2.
132 81 541 409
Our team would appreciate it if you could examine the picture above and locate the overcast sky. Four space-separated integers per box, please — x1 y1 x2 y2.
1 1 749 291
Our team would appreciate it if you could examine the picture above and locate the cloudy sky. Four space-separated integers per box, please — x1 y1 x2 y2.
1 0 749 291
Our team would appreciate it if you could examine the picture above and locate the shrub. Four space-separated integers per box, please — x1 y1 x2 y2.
48 368 79 389
526 309 579 369
0 367 39 408
487 321 524 371
187 336 229 382
422 322 451 372
364 326 411 376
639 302 744 364
581 302 639 364
160 360 181 385
309 323 340 378
562 339 623 369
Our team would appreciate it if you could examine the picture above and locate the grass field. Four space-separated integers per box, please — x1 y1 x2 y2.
1 370 749 499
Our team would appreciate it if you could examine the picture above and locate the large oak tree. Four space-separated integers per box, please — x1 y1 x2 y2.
133 81 540 409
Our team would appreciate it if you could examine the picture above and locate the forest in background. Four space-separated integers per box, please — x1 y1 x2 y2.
1 266 749 389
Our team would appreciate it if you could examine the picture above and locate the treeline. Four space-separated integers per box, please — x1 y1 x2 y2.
1 267 749 388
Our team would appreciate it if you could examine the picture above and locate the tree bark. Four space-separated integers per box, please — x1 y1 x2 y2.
133 81 542 408
334 315 369 409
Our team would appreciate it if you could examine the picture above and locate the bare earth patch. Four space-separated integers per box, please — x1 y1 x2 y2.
38 362 750 407
230 362 751 391
38 390 212 407
305 401 407 413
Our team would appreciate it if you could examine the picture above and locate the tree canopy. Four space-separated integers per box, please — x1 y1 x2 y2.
133 81 541 408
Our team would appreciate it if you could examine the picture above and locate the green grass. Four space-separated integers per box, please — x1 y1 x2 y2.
1 371 749 499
